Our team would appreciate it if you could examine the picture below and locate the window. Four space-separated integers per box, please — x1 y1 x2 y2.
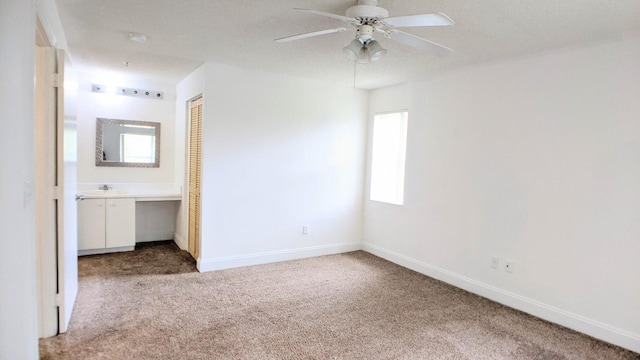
120 133 156 163
370 111 408 205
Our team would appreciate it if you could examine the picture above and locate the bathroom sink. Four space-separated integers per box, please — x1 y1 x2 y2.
81 190 129 196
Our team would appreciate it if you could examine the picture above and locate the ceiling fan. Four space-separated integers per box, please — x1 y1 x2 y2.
274 0 454 64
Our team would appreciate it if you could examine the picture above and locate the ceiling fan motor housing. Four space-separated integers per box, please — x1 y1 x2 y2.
346 5 389 23
356 0 381 6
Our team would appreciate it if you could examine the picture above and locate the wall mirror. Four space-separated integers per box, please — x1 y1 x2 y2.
96 118 160 168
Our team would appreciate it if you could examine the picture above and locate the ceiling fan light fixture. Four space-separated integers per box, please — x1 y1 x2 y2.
356 53 370 64
366 40 386 62
342 39 364 61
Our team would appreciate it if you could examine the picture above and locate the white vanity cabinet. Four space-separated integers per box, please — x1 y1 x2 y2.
78 198 136 253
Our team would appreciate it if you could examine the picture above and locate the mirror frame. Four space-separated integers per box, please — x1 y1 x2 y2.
95 118 161 168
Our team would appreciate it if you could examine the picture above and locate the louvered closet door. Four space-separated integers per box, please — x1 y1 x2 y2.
188 97 203 260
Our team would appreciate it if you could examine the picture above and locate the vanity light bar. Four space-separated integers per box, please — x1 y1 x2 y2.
92 84 164 100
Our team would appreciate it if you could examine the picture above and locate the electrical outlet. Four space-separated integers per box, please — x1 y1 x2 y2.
504 260 515 273
302 225 309 235
491 257 500 269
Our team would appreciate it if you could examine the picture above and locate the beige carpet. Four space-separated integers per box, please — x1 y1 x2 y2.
39 242 639 360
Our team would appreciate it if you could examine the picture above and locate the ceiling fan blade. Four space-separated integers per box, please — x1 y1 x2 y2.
384 12 454 28
387 30 453 56
274 27 347 43
293 8 356 24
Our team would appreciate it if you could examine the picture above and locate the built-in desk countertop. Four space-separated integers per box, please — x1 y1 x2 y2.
78 190 181 202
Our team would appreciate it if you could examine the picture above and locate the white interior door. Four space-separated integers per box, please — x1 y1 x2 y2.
35 44 58 338
56 49 78 333
35 16 78 339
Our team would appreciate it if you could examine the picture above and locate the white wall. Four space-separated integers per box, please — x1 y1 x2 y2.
363 37 640 352
0 0 39 358
176 63 368 270
174 66 206 250
75 70 177 186
135 201 177 242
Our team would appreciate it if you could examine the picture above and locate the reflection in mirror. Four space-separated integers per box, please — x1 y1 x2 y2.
96 118 160 168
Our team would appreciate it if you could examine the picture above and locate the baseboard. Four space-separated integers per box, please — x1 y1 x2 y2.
136 238 173 244
173 232 187 250
362 242 640 354
78 246 135 256
197 242 362 272
136 232 175 243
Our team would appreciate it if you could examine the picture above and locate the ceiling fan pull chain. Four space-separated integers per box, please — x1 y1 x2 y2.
353 60 357 88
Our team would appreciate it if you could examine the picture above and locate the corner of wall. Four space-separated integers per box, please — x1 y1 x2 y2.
174 231 187 251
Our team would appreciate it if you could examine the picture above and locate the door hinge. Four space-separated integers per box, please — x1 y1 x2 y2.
52 186 61 199
55 293 63 307
51 73 61 88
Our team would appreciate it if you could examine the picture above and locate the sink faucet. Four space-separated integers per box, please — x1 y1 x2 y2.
100 184 112 190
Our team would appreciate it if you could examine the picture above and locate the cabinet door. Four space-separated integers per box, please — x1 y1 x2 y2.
106 198 136 248
77 199 106 250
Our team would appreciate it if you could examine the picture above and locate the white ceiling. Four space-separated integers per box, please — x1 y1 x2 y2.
55 0 640 89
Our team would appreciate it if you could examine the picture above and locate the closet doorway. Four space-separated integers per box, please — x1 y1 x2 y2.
187 97 203 260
